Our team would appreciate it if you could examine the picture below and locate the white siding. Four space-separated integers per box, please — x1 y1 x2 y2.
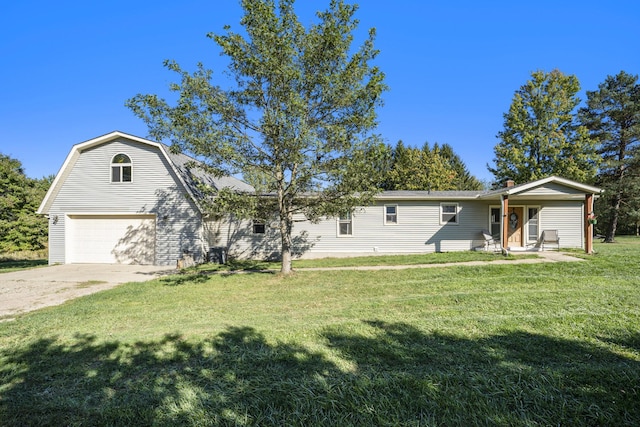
298 201 489 255
539 200 584 248
520 183 585 197
48 138 203 265
48 213 66 264
205 198 587 260
204 218 284 260
206 200 493 259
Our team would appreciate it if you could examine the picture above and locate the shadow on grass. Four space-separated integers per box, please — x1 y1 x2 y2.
160 273 211 287
1 323 638 426
0 258 47 271
160 268 276 286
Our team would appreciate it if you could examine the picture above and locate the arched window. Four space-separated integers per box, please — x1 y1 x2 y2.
111 153 132 182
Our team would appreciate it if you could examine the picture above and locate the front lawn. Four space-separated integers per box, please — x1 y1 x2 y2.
0 239 638 425
0 249 48 273
196 249 534 273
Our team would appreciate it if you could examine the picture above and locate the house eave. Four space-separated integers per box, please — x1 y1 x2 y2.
479 176 602 199
375 191 483 201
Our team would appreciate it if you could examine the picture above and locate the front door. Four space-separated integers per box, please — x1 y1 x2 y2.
507 207 524 247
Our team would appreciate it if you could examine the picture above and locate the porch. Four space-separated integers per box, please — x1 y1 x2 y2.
477 177 601 255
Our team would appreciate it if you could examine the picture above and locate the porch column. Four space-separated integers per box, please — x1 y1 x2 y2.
502 195 509 249
585 193 594 254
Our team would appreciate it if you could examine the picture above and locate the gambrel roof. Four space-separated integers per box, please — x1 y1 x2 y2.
38 131 254 214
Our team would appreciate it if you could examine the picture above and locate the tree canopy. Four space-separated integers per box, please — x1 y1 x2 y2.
127 0 386 274
381 142 483 191
0 154 51 253
435 143 484 191
580 71 640 242
489 69 598 184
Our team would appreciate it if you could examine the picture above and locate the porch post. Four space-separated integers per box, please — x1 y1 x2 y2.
502 195 509 249
585 193 594 254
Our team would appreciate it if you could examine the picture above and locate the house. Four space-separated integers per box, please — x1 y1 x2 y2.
38 131 602 265
37 131 253 266
214 178 602 260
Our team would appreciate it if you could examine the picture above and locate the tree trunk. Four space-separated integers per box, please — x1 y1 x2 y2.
275 164 294 275
280 214 293 275
604 191 622 243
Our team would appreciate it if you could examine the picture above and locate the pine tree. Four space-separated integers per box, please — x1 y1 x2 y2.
0 154 50 252
435 143 483 190
489 69 598 184
384 141 457 191
580 71 640 242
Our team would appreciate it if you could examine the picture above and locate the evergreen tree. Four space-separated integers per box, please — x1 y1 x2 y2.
434 143 484 190
579 71 640 242
0 154 50 252
489 69 598 184
384 141 457 191
127 0 386 274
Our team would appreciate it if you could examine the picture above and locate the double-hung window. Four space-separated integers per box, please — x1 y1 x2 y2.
338 212 353 236
527 207 539 241
440 203 459 225
385 205 398 225
490 207 501 238
111 154 132 182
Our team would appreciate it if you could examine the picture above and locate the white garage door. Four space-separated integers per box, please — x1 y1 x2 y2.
66 214 156 264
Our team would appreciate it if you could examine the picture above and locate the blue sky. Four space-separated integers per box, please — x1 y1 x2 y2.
1 0 639 182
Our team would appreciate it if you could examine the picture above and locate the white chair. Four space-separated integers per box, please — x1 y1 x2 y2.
481 230 500 252
541 230 560 251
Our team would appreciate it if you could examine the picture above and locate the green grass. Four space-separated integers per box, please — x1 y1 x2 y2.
195 250 535 273
0 249 48 273
292 250 533 268
0 258 48 273
1 239 639 425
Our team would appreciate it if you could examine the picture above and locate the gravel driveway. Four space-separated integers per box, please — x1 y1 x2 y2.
0 264 175 319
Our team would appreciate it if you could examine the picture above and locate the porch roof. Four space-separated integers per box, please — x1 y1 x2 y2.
477 176 602 201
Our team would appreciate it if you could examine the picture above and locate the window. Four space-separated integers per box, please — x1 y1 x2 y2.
385 205 398 225
490 207 501 237
252 220 266 234
527 207 539 241
338 212 353 236
111 153 132 182
440 203 458 224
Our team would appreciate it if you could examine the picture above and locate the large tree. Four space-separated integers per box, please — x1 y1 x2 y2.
127 0 386 274
489 69 598 184
0 154 50 253
434 143 484 190
579 71 640 242
383 142 457 191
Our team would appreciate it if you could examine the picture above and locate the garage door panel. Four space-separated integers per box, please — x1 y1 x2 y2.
67 215 156 264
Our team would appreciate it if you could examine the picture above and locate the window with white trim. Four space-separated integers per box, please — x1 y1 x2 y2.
384 205 398 225
440 203 459 224
490 207 501 238
527 207 539 242
111 153 132 182
338 212 353 236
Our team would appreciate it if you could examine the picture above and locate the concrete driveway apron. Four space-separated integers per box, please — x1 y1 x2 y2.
0 264 174 319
